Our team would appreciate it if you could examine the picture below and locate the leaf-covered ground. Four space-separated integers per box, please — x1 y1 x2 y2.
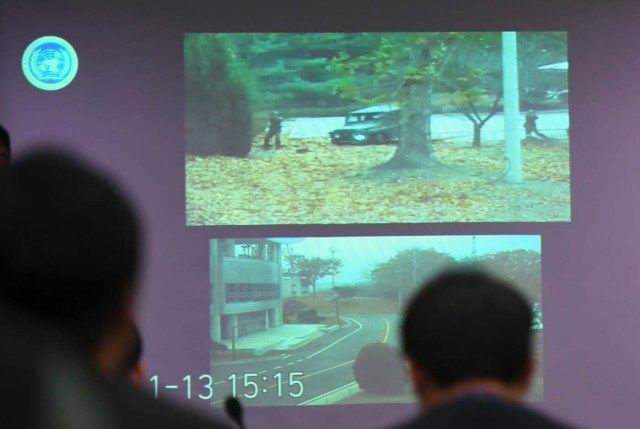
186 136 570 225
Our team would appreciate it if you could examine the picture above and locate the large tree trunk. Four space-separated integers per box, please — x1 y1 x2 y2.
381 79 436 169
473 123 481 148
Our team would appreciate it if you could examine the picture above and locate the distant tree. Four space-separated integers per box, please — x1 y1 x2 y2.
451 83 502 148
185 34 254 157
328 254 343 288
285 254 341 297
517 32 568 105
284 254 307 294
371 248 455 303
478 249 541 303
441 33 503 148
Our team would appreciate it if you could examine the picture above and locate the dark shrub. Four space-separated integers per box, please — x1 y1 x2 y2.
353 342 406 395
283 299 307 317
212 341 228 352
185 34 254 157
297 308 322 324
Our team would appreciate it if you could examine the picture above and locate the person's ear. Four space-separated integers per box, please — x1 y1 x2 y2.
129 362 145 386
407 356 429 401
520 357 535 396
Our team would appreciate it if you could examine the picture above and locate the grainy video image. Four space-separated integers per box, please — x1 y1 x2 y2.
186 32 569 225
209 236 543 406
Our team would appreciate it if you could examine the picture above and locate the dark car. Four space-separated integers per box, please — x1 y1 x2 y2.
329 105 400 145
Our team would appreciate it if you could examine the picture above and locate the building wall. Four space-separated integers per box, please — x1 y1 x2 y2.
210 239 283 341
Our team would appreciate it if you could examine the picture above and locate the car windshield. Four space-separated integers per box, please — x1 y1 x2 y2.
345 113 384 124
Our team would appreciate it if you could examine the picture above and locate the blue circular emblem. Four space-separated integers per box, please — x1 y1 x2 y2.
22 36 78 91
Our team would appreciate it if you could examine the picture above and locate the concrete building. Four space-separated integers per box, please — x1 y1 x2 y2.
281 276 309 298
210 239 284 342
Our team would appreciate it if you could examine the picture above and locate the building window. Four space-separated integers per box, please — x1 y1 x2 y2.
225 283 280 303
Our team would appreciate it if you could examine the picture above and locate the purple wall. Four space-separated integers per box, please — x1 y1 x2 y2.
2 0 639 427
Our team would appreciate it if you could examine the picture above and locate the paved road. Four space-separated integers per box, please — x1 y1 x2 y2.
287 110 570 141
210 314 401 407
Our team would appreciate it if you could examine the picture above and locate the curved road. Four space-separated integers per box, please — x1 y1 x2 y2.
210 314 401 407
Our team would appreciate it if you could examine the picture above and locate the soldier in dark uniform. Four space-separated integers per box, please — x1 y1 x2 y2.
263 111 283 149
524 110 549 140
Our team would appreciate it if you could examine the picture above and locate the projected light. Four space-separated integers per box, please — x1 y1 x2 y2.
208 235 543 406
185 32 570 226
21 36 78 91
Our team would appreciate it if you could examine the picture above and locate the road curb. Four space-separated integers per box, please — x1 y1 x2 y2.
299 381 360 406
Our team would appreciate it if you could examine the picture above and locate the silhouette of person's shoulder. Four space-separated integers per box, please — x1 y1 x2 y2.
0 304 231 429
393 396 576 429
101 379 231 429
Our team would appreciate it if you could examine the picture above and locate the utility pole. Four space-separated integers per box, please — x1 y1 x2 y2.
329 245 341 327
472 235 477 267
231 323 238 361
502 31 522 183
329 246 336 288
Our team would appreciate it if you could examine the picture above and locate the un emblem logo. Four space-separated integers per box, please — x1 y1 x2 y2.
22 36 78 91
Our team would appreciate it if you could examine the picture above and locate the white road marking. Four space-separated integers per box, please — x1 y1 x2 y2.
297 381 359 406
381 318 390 343
304 317 363 360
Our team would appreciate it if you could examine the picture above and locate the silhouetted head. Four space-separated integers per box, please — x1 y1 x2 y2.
402 268 533 406
0 149 141 360
118 322 145 385
0 124 10 168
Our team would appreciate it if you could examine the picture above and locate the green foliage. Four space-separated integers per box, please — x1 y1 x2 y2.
477 249 542 303
442 35 500 98
371 248 455 301
353 343 406 395
442 32 567 110
518 32 568 106
285 254 342 296
440 33 501 146
224 33 380 110
328 33 433 104
185 34 254 157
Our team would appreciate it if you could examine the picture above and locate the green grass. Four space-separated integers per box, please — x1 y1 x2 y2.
286 295 400 315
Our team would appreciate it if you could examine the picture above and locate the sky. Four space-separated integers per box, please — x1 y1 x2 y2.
273 235 541 286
